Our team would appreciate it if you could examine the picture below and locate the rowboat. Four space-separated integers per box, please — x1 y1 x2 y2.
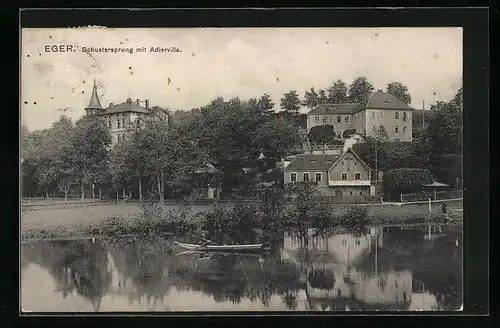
174 241 271 253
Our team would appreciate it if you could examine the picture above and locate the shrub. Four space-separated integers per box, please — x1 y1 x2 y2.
383 168 434 201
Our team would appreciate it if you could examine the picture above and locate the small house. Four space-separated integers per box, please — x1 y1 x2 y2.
283 148 373 198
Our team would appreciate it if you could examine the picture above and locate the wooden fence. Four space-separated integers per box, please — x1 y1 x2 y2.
400 190 463 202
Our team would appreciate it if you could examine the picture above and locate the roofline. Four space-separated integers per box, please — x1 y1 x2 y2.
328 148 372 172
283 154 339 172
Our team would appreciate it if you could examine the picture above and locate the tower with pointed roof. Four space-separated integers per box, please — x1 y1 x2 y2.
85 79 104 115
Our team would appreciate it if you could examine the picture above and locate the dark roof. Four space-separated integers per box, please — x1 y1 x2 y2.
329 148 372 172
308 103 364 115
364 91 414 111
86 80 103 110
98 100 151 115
284 154 340 171
307 91 413 116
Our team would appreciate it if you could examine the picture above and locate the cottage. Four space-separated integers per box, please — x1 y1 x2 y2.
283 148 373 197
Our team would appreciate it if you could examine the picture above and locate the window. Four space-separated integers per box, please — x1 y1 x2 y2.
403 126 407 134
379 125 385 132
394 126 399 133
359 191 363 196
372 125 377 132
290 173 297 182
395 112 400 119
380 111 384 118
122 118 126 127
341 173 348 180
354 172 361 180
342 240 347 247
403 112 408 121
355 239 361 245
322 116 327 123
395 294 400 301
371 111 375 118
303 172 310 182
315 116 320 123
337 116 341 123
108 120 112 129
117 119 121 129
349 191 353 196
344 116 349 123
117 134 121 142
337 289 342 297
315 173 322 182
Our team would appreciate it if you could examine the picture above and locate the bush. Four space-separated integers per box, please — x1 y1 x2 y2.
383 168 434 201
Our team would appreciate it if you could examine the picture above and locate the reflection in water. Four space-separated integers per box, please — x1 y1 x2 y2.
21 224 462 312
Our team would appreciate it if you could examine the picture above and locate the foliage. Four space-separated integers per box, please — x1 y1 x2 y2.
383 168 434 200
280 90 301 117
307 124 336 146
326 79 348 103
386 82 412 105
257 187 286 234
71 115 112 199
318 89 328 104
347 77 374 103
373 125 389 143
302 87 320 110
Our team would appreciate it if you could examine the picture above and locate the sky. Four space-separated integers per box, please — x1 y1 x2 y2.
21 27 462 132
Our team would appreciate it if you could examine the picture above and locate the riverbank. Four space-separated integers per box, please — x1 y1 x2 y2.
20 201 463 241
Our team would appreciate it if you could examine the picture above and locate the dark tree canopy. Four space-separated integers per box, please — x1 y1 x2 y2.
280 90 301 117
308 124 336 146
302 88 320 110
386 82 412 106
326 79 348 103
347 77 374 103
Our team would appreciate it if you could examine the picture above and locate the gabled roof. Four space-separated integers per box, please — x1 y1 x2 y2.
307 91 414 116
329 148 372 172
364 91 414 111
98 100 151 115
284 154 340 171
86 79 103 110
308 103 364 115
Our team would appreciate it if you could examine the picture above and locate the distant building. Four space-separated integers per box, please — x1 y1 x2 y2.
84 80 170 146
283 148 373 197
306 91 414 142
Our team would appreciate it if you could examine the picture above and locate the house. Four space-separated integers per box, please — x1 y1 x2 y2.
84 79 170 146
283 148 373 197
306 91 414 142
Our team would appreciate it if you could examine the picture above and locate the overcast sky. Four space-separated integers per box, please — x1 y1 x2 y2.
21 27 462 132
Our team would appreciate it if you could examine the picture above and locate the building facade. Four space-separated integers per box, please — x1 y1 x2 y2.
283 148 373 197
306 91 414 142
84 80 170 146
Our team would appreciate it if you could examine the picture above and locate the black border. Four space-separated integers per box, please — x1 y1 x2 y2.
14 7 489 326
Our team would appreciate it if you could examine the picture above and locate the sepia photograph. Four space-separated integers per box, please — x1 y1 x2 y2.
20 26 463 312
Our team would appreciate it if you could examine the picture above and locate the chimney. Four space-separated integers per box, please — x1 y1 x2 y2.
126 98 132 103
136 98 140 105
109 103 114 108
145 99 149 108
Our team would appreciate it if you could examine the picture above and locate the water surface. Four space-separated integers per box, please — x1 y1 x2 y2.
20 224 462 312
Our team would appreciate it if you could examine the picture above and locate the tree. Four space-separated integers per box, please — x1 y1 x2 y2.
254 117 301 157
347 77 374 103
72 115 112 201
257 94 275 114
307 125 336 146
427 87 463 187
383 168 433 201
302 88 319 110
318 89 328 104
386 82 412 106
373 126 389 143
327 79 348 103
50 116 77 201
280 90 301 117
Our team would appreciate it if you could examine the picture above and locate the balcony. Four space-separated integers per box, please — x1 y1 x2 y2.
328 180 371 187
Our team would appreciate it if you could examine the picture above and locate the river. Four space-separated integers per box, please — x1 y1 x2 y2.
20 223 462 312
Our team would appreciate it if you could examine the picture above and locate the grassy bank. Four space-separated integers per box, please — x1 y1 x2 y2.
20 201 462 241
